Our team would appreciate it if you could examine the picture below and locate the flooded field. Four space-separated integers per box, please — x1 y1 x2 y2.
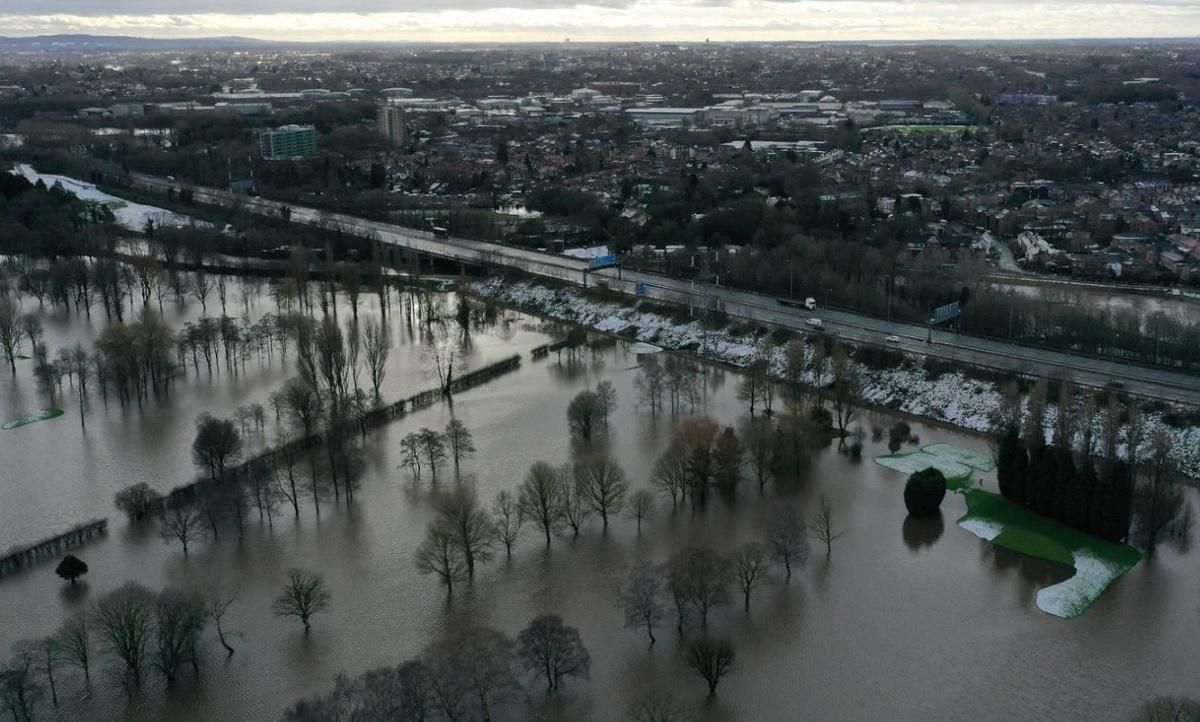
0 279 1196 722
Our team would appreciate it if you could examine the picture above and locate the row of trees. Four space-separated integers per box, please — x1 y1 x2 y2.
283 614 590 721
994 383 1190 553
415 455 645 594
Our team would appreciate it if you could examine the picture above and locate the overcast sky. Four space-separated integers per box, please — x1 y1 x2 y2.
1 1 1198 42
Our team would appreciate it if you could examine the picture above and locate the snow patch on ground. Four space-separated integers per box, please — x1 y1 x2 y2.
959 518 1003 542
12 164 207 231
472 278 1200 478
876 451 972 480
1036 550 1126 619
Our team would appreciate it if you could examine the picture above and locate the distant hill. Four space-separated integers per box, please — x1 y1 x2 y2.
0 34 293 52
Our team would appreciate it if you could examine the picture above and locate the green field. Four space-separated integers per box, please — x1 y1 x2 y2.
2 408 64 429
877 443 1139 618
958 488 1141 618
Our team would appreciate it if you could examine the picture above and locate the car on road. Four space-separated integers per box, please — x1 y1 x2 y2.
806 318 823 329
885 335 901 344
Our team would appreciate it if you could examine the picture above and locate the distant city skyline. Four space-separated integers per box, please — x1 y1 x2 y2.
1 1 1198 43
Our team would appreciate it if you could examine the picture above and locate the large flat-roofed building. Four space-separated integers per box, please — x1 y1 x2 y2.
624 107 704 127
377 105 407 145
258 124 317 159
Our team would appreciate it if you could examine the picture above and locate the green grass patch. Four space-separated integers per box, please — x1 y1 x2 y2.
3 408 64 429
877 442 1140 616
958 488 1141 618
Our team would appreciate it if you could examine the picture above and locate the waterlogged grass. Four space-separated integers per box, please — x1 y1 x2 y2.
878 443 1139 617
2 408 64 429
958 488 1141 618
874 443 992 488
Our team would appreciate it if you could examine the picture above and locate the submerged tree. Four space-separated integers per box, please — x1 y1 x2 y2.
518 462 566 547
93 582 156 684
415 523 467 595
766 502 809 580
191 413 243 480
272 569 332 635
434 486 495 578
54 555 88 586
731 542 769 611
685 637 735 696
619 562 666 645
517 614 591 692
492 490 523 556
443 419 475 479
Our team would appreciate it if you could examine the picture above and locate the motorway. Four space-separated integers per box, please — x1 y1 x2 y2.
127 173 1200 406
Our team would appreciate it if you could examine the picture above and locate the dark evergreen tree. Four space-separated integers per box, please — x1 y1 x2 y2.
1052 445 1077 525
996 424 1021 502
1109 461 1135 543
1074 457 1099 534
1031 448 1058 517
1088 464 1111 539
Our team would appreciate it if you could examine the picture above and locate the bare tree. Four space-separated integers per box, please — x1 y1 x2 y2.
740 416 776 493
635 356 666 415
0 297 23 374
731 542 769 611
400 431 424 481
619 562 666 644
160 506 207 558
669 548 731 628
54 616 92 685
829 342 861 442
562 471 593 537
576 455 630 528
518 461 566 546
153 588 207 683
1 642 40 721
652 446 689 509
595 380 617 428
1133 428 1190 555
492 490 523 556
766 502 809 580
113 482 163 522
417 427 447 483
444 419 475 479
93 582 156 683
34 637 59 708
191 413 243 480
435 486 496 577
425 627 518 722
424 336 463 395
810 494 843 556
204 580 239 656
415 523 467 595
567 390 605 440
272 570 332 635
361 317 390 402
190 272 212 314
685 637 735 696
627 489 654 532
517 614 590 692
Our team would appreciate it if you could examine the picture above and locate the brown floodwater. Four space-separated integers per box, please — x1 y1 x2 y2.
0 281 1196 722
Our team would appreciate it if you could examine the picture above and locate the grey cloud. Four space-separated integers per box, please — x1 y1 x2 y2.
1 0 638 13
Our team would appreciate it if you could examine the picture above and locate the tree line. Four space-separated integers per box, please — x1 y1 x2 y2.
994 381 1191 554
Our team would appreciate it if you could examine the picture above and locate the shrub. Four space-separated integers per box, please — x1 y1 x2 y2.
55 554 88 585
904 467 947 516
808 406 833 431
114 482 163 522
